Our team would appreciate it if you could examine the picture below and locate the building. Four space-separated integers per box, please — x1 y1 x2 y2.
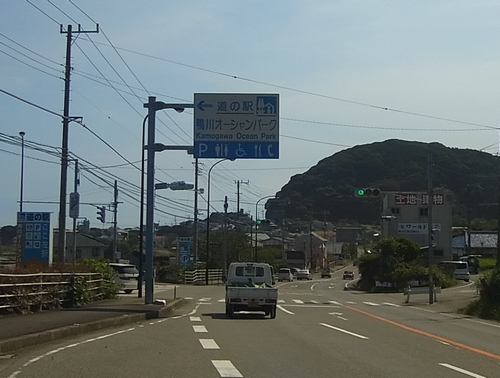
293 232 327 270
53 230 108 261
380 190 453 260
452 230 497 259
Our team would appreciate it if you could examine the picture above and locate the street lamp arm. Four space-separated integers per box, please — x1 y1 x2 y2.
205 158 234 285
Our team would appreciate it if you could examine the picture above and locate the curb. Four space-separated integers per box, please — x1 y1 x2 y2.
0 298 188 355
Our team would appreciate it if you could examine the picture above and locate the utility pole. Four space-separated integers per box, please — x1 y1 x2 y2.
235 180 249 217
113 180 118 262
223 196 228 280
427 155 434 304
71 160 79 263
497 181 500 267
309 222 313 270
193 158 199 266
57 24 99 262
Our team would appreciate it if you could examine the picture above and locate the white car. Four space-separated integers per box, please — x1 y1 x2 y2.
278 268 293 282
109 263 139 294
296 269 312 280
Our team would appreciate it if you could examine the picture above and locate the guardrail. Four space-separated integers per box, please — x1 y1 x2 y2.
403 286 441 303
0 272 103 314
184 269 223 285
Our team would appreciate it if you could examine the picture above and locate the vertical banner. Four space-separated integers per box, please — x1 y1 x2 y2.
17 212 52 264
177 237 192 267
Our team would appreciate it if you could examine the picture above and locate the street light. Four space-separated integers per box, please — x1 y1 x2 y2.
19 131 25 213
142 96 194 304
205 158 234 285
254 195 276 260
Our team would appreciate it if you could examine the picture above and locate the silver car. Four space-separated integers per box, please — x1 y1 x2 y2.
296 269 312 280
109 263 139 294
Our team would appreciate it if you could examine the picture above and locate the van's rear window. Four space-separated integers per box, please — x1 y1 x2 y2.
235 266 264 277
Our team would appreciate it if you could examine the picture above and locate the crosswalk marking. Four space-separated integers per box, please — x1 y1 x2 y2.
190 316 201 322
191 297 409 309
363 302 381 306
382 302 401 307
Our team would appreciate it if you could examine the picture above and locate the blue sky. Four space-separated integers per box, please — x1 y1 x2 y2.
1 1 499 229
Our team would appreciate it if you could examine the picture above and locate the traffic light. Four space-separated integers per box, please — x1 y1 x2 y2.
97 206 106 223
168 181 194 190
256 219 271 225
355 188 381 197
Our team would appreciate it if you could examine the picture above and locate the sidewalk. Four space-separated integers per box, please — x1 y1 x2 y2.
0 295 188 355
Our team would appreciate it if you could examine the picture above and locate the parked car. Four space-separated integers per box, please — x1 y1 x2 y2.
321 269 332 278
290 267 301 277
109 263 139 294
343 270 354 280
278 268 293 282
297 269 312 280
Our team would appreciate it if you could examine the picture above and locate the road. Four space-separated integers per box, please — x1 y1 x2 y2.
1 269 499 378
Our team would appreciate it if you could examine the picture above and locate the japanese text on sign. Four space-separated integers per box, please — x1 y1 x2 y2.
398 223 441 234
193 93 279 159
395 193 444 205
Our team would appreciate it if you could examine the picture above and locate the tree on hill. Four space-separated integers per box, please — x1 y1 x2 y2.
266 139 500 226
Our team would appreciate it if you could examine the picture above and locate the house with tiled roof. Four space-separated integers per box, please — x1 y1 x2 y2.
451 230 497 259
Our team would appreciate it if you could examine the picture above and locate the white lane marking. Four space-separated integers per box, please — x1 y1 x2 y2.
363 302 381 306
310 300 320 304
190 316 201 322
193 325 208 333
411 306 435 313
212 360 243 377
311 283 318 290
199 339 220 349
382 302 401 307
439 363 486 378
21 328 134 369
346 301 356 304
218 299 225 302
199 297 211 302
282 304 340 308
277 304 295 314
292 299 304 304
277 299 285 303
329 312 348 320
329 300 341 305
320 323 369 339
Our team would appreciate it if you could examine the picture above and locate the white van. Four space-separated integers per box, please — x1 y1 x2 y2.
438 261 470 282
109 263 139 294
278 268 293 282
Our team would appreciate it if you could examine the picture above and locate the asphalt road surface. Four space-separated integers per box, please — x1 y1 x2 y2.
1 269 499 378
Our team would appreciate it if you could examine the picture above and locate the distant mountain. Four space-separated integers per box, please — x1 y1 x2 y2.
267 139 500 226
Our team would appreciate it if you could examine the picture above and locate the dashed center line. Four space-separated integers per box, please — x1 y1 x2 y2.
193 325 208 333
199 339 220 350
212 360 243 377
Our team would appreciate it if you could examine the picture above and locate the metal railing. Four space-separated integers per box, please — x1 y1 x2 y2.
184 269 223 285
0 272 102 313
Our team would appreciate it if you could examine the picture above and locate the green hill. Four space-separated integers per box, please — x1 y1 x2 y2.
268 139 500 226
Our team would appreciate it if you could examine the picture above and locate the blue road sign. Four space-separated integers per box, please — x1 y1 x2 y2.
177 237 192 267
193 93 279 159
17 212 51 264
